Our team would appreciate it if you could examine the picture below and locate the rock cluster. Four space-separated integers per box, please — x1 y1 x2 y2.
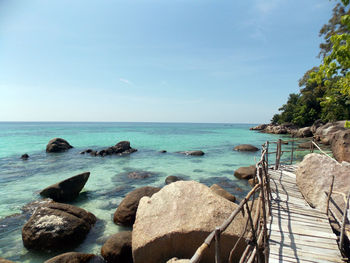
80 141 137 156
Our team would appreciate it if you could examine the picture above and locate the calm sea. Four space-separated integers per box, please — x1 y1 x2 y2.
0 122 291 262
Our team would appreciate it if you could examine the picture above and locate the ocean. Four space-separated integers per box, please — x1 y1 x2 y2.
0 122 292 262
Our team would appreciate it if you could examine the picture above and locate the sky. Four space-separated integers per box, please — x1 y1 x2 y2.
0 0 337 123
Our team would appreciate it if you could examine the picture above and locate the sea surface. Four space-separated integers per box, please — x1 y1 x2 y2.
0 122 296 262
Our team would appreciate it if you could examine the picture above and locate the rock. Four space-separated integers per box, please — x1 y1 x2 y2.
46 138 73 153
84 141 137 157
249 124 267 130
165 175 182 185
40 172 90 202
210 184 236 202
315 121 346 145
167 258 190 263
160 150 167 153
297 141 313 149
113 186 161 226
127 171 153 179
44 252 104 263
248 178 258 187
311 119 324 133
132 181 247 263
178 151 205 156
21 153 29 160
295 127 313 138
331 130 350 162
0 258 16 263
234 165 256 180
233 144 259 152
296 153 350 213
22 202 96 251
101 231 133 263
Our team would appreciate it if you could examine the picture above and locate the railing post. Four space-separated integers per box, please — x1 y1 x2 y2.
215 227 221 263
339 190 350 252
265 141 269 168
311 138 315 153
326 175 335 216
275 139 281 170
290 136 294 165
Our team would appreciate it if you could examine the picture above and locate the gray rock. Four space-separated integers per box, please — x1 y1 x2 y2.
44 252 105 263
233 144 259 152
331 129 350 162
178 151 205 156
21 153 29 160
101 231 132 263
165 175 182 185
22 202 96 251
234 165 256 180
46 138 73 153
40 172 90 202
210 184 236 202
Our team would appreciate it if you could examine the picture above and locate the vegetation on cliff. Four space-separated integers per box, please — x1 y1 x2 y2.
272 1 350 126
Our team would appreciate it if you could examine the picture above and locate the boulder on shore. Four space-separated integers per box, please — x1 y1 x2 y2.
46 138 73 153
233 144 259 152
314 121 346 145
297 141 313 149
331 129 350 163
296 153 350 213
234 165 256 180
113 186 161 226
295 127 313 138
22 202 96 251
249 124 267 130
44 252 104 263
165 175 182 185
101 231 133 263
210 184 236 202
40 172 90 202
132 181 247 263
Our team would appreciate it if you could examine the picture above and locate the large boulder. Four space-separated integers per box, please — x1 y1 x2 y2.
311 119 324 134
296 153 350 212
132 181 247 263
234 165 256 180
40 172 90 202
331 129 350 162
22 202 96 251
101 231 133 263
46 138 73 153
233 144 259 152
249 124 267 131
113 186 161 226
314 121 346 145
44 252 104 263
210 184 236 202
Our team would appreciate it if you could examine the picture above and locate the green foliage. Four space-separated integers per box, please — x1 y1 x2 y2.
272 1 350 126
345 120 350 128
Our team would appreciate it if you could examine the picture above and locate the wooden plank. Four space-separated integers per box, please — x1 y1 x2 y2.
269 232 339 245
269 214 331 226
269 252 342 263
269 218 333 231
269 248 343 263
269 237 339 249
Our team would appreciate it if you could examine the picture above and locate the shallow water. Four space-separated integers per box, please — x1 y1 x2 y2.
0 122 291 262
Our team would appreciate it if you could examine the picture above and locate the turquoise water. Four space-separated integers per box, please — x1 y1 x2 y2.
0 122 288 262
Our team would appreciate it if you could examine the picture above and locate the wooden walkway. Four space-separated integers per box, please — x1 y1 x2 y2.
268 165 344 263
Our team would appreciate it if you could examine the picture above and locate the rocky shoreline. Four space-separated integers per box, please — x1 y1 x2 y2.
2 124 349 263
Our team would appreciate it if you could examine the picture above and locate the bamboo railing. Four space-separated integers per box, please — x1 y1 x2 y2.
189 142 271 263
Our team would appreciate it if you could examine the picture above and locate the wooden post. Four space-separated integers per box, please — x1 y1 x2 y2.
266 141 269 168
290 136 294 165
326 176 335 216
311 138 315 153
275 139 281 170
339 190 350 252
215 227 221 263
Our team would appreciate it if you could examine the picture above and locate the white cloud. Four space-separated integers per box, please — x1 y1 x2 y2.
119 78 132 85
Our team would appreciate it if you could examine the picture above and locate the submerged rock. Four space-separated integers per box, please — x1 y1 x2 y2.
40 172 90 202
233 144 259 152
101 231 133 263
234 165 256 180
46 138 73 153
132 181 247 263
113 186 161 226
22 202 96 251
210 184 236 202
44 252 104 263
177 150 205 156
127 171 153 179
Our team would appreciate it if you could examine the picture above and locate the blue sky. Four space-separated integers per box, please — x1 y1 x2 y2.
0 0 336 123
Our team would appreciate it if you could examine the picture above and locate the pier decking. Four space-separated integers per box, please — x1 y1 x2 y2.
268 165 344 263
